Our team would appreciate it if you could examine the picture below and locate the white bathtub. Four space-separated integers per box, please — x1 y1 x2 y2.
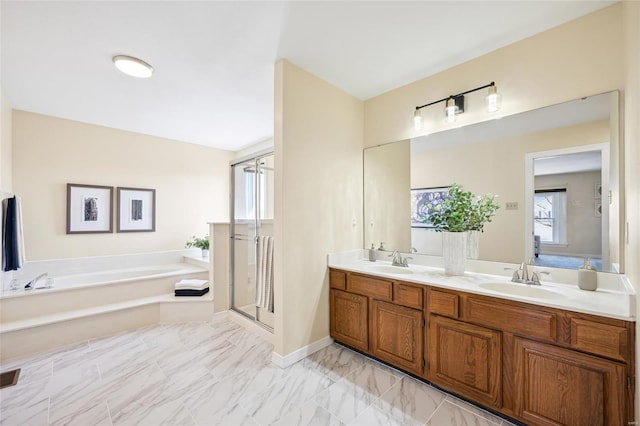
0 249 209 321
46 264 205 290
1 249 207 295
0 250 211 361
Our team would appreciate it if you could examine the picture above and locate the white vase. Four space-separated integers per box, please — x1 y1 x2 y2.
442 231 467 275
466 230 480 259
202 249 210 258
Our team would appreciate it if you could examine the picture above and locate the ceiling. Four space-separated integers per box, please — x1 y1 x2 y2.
1 1 616 151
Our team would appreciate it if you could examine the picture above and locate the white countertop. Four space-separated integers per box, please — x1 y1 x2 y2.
328 250 636 321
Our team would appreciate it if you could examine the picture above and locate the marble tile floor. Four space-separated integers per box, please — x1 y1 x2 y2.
0 316 518 426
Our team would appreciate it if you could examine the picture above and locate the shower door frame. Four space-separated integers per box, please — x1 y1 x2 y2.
229 149 274 330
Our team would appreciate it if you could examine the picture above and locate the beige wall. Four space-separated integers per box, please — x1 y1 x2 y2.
274 60 363 356
623 0 640 415
1 89 11 194
410 121 609 263
12 111 234 260
364 140 411 252
365 4 623 149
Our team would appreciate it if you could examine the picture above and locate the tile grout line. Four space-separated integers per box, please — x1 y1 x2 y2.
423 396 447 425
445 395 503 424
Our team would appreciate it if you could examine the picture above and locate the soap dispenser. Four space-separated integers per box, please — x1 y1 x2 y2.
578 257 597 291
368 244 376 262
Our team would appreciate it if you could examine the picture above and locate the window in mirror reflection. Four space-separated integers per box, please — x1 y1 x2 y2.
534 190 567 245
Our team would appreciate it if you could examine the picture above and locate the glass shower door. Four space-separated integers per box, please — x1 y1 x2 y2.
230 152 274 329
231 159 259 320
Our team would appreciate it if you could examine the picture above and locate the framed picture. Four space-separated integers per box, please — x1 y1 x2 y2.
67 183 113 234
594 183 602 199
411 186 449 228
117 187 156 232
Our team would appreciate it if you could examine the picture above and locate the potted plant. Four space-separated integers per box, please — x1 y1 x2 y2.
429 183 499 274
185 235 210 258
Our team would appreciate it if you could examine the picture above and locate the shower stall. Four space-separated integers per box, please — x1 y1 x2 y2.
229 152 274 330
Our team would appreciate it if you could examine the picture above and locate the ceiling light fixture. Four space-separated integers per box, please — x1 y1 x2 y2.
413 82 500 130
112 55 154 78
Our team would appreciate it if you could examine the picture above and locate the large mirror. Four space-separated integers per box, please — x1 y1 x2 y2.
364 91 622 273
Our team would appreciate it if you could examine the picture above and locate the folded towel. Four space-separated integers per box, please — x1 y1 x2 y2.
175 279 209 290
175 287 209 297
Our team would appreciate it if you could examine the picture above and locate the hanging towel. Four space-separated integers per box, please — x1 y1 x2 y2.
2 196 25 272
256 235 274 313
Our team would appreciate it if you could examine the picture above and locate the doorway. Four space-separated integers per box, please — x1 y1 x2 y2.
230 152 274 330
525 144 610 271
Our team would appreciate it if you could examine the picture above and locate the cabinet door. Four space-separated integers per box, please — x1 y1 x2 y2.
513 337 626 426
330 289 368 351
370 300 424 375
427 315 502 408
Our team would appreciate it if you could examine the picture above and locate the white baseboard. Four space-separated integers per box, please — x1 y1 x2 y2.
271 335 334 368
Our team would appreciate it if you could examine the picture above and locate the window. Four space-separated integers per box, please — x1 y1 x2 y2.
534 189 567 244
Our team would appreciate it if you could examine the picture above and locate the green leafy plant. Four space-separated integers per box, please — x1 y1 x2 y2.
429 183 500 232
185 235 209 250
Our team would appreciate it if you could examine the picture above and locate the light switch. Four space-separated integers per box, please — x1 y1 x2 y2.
505 202 518 210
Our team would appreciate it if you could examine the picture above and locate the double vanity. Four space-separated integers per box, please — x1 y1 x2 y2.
328 250 635 426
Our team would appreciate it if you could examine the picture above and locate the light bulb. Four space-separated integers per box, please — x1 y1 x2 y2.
485 85 501 113
413 109 423 131
446 98 457 123
112 55 154 78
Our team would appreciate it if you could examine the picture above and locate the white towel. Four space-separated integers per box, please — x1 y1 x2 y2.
175 279 209 290
15 196 25 268
256 235 274 313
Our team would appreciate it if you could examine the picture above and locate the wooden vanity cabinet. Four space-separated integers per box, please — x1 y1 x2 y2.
371 299 424 375
328 269 635 426
329 269 425 374
513 337 626 426
427 314 502 408
330 289 369 351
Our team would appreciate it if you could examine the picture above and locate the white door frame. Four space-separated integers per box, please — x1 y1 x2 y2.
524 143 610 268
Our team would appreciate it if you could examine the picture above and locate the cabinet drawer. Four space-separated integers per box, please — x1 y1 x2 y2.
428 289 459 318
348 274 392 301
394 282 423 309
329 269 346 290
570 317 629 362
465 297 556 342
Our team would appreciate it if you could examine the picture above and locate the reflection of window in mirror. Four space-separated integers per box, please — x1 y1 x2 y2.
534 189 567 244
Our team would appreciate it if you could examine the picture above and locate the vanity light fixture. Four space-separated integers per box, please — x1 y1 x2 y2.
413 109 423 131
112 55 154 78
413 82 500 130
485 84 502 113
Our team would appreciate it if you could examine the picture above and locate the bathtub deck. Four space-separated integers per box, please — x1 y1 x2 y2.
0 262 212 361
1 293 213 333
0 292 213 362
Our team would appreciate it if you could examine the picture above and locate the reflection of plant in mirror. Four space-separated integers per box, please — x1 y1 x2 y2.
429 183 499 232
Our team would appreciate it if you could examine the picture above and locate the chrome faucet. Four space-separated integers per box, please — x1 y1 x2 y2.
25 272 48 290
509 260 548 286
389 250 411 267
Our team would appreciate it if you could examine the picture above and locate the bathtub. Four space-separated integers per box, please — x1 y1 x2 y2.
40 264 205 290
0 250 211 360
1 249 207 295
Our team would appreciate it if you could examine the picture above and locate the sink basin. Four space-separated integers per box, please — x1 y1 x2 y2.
479 282 565 299
368 265 414 275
